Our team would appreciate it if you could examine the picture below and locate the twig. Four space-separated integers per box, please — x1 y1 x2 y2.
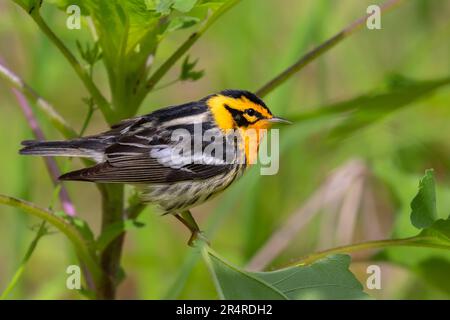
12 89 77 216
29 13 115 124
256 0 404 97
286 236 450 267
0 221 48 299
0 195 102 284
0 60 78 139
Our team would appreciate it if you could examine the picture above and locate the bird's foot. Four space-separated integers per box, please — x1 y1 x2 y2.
188 230 210 247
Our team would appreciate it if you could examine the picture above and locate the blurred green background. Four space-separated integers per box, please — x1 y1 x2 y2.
1 0 450 299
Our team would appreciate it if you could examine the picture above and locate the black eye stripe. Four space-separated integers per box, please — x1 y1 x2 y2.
245 110 263 119
224 105 265 127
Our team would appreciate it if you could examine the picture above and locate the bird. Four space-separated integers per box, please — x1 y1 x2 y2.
20 89 291 245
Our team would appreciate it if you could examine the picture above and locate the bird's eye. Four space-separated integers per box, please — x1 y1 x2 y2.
245 109 256 116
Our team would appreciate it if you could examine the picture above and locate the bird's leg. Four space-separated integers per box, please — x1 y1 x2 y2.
175 210 209 246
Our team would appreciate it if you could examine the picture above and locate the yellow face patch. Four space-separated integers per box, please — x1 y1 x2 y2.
207 94 272 131
207 94 273 165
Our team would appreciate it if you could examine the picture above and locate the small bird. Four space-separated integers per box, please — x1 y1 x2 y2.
20 90 290 245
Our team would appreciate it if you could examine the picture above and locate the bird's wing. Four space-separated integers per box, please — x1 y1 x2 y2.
59 126 235 183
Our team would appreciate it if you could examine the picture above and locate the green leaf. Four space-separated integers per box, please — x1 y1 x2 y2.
418 219 450 247
45 0 89 14
156 0 175 15
180 55 204 81
76 41 102 66
0 195 101 284
374 168 450 296
144 0 157 10
203 248 367 300
167 16 201 32
253 255 368 300
70 217 96 244
173 0 198 12
203 248 287 299
411 169 437 229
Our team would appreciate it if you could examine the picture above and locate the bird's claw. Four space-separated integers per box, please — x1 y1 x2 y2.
188 230 210 247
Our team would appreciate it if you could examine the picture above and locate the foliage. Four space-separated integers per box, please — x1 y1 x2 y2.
204 249 367 300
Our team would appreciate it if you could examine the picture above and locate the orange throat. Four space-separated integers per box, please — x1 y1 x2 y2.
240 120 271 165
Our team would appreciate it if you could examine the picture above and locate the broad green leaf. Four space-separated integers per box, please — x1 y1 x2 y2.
253 255 368 300
203 248 287 300
204 248 367 300
411 169 437 229
408 170 450 248
374 168 450 296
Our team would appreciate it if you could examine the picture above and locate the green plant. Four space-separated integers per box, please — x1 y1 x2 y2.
1 0 450 300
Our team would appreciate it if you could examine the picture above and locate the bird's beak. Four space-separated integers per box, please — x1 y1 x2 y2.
267 116 292 125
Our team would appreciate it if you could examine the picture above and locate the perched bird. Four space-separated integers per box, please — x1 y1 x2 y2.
20 90 290 245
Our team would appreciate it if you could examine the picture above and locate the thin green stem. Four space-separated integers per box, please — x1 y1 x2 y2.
136 0 241 105
152 78 180 92
0 195 102 286
0 221 47 300
289 236 450 266
256 0 404 98
0 60 78 139
30 13 116 124
0 59 98 172
79 101 96 137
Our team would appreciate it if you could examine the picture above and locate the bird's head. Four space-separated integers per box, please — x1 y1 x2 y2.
206 89 291 132
206 90 291 164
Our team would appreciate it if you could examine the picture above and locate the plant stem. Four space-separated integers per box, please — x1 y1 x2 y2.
0 221 48 299
0 60 78 139
136 0 241 105
256 0 404 98
12 89 77 216
98 184 124 299
0 195 102 285
290 236 450 266
30 13 116 124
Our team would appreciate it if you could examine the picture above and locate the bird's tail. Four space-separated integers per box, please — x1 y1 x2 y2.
19 139 105 162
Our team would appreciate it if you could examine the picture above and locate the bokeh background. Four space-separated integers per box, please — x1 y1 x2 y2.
1 0 450 299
